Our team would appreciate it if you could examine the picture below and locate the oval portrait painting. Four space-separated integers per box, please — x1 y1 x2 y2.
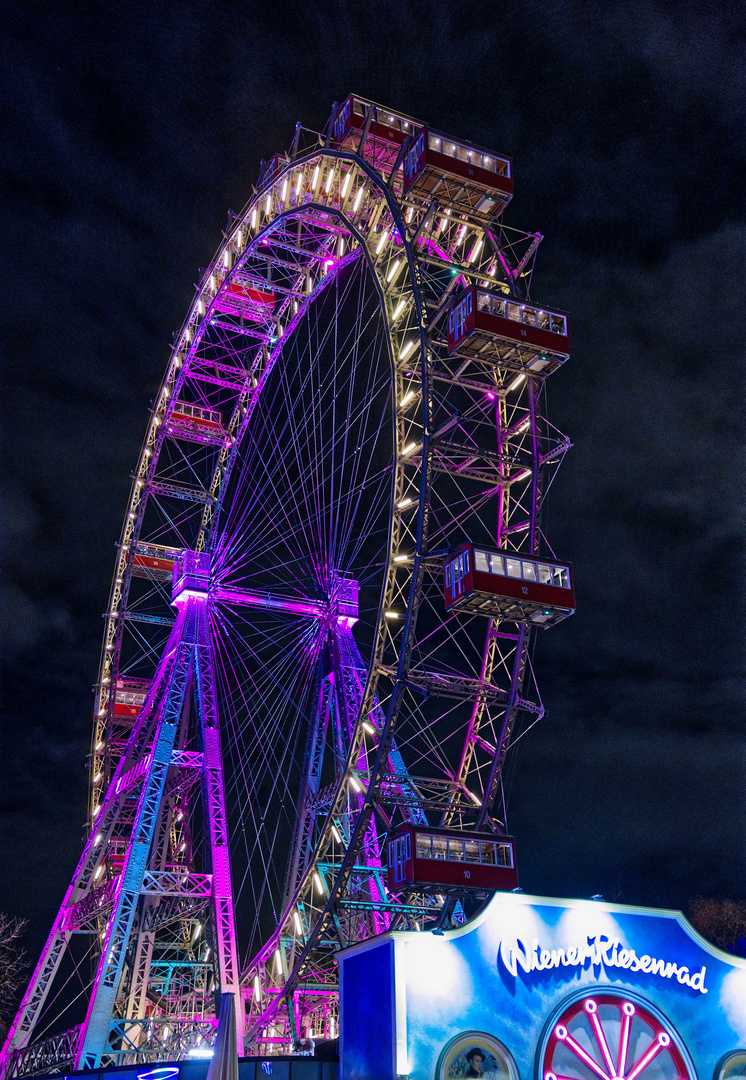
435 1030 520 1080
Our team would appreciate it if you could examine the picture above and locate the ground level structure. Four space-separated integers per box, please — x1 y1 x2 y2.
338 892 746 1080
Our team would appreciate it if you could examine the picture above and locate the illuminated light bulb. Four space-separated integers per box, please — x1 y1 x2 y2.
331 824 342 843
349 775 361 792
176 811 183 821
386 258 402 283
375 230 389 255
236 229 243 248
394 554 409 563
397 497 413 509
353 186 365 211
93 805 101 816
163 1027 170 1041
254 975 261 1001
516 419 530 433
251 208 257 229
193 922 202 940
467 238 483 264
513 469 532 483
455 225 467 248
325 167 335 193
406 206 414 222
96 741 103 750
338 236 345 257
362 721 375 734
391 298 406 322
399 339 415 361
311 165 320 190
197 299 204 315
293 910 302 935
402 442 417 456
385 611 400 619
275 948 282 972
296 173 303 199
205 947 211 960
400 389 415 407
314 871 325 892
508 372 526 392
340 172 351 198
94 833 102 846
281 179 288 202
467 789 482 806
94 865 103 880
223 249 230 268
265 194 272 215
94 772 102 782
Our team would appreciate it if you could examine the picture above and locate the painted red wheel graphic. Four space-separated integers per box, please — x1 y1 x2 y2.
542 994 692 1080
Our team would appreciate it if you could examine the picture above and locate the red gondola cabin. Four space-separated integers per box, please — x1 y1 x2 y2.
165 402 227 446
333 96 422 149
448 286 570 376
444 543 574 628
213 279 276 323
403 130 513 216
387 825 518 894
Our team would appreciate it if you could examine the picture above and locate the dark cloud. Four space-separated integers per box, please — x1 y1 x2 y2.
2 0 746 964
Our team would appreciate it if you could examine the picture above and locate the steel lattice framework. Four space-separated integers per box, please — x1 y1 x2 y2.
1 97 572 1076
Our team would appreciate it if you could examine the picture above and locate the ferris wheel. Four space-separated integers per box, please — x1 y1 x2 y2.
0 96 573 1076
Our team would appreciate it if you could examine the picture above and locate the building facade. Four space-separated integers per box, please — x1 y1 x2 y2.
339 893 746 1080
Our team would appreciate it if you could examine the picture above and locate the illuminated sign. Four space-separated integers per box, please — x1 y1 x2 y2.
498 934 709 993
338 892 746 1080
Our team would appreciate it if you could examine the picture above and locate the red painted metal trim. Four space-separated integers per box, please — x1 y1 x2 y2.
424 147 513 196
471 570 575 611
475 310 570 354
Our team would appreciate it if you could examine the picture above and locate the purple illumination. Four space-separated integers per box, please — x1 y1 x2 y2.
486 391 496 400
215 581 359 626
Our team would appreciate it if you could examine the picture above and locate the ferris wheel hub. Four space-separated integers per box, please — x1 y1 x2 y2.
171 550 211 604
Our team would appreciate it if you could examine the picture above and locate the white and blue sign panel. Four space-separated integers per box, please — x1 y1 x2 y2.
339 893 746 1080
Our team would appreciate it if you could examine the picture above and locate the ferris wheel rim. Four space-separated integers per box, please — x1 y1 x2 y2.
88 145 430 822
90 145 439 1009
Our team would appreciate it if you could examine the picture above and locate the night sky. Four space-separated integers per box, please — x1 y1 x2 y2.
2 0 746 967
